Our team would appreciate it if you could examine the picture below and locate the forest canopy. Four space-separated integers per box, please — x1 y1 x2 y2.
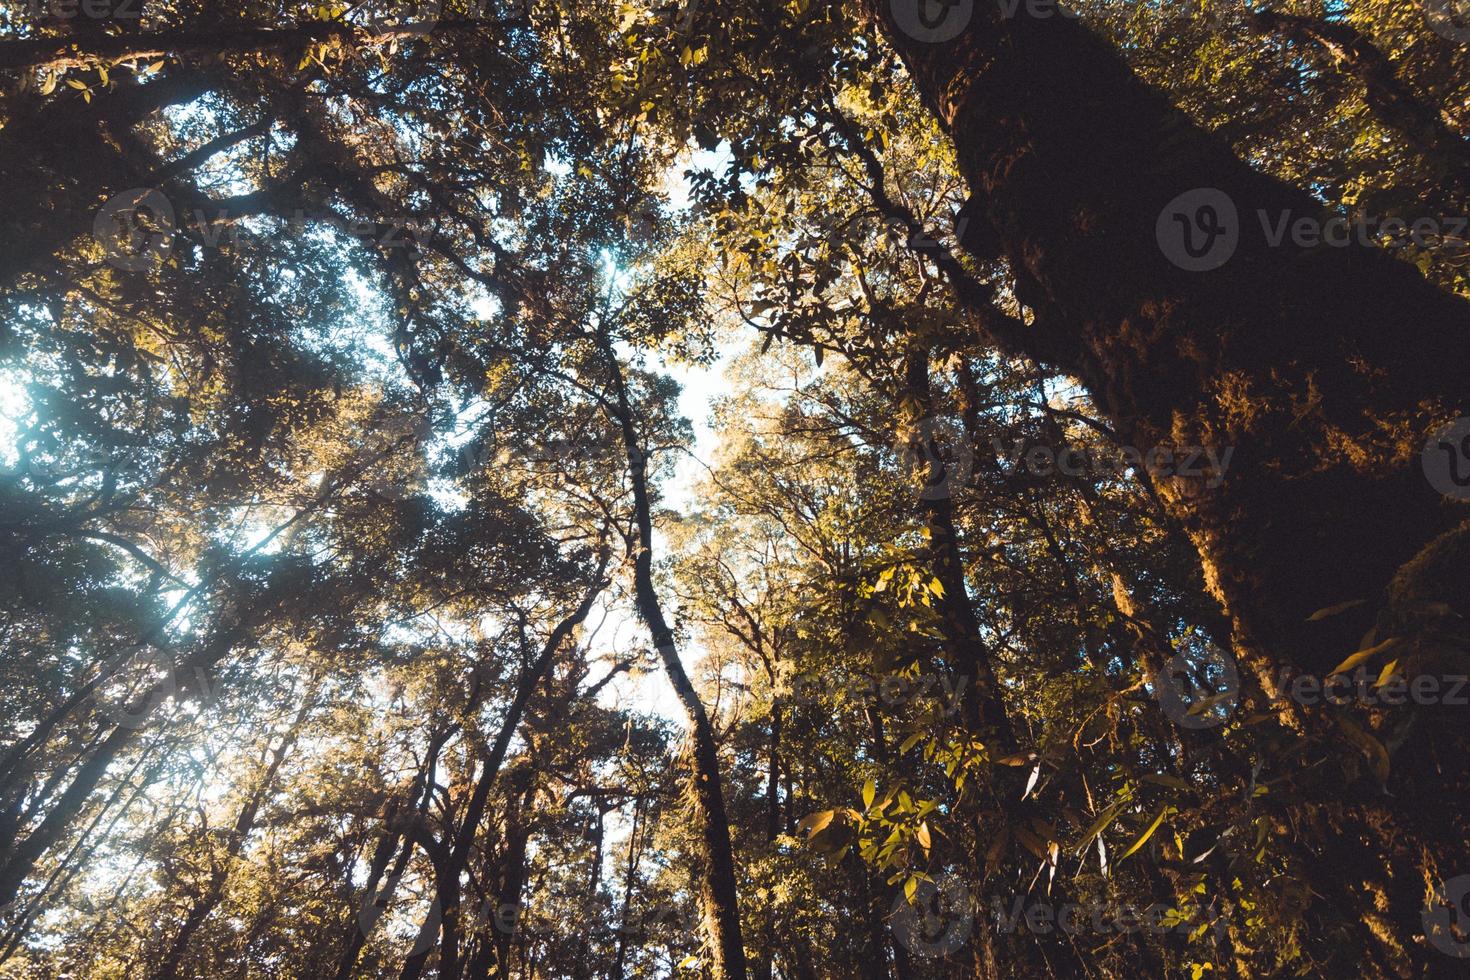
1 0 1469 977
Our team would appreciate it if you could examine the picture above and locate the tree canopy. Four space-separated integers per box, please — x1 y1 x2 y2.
2 1 1469 978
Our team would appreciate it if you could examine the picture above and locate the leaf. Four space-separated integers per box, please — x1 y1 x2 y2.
66 79 88 90
1119 807 1169 861
1374 659 1400 689
917 821 932 854
1141 773 1191 791
678 955 699 970
861 778 875 810
1014 826 1049 859
903 875 918 903
148 60 165 74
1307 599 1366 621
796 809 836 837
1337 717 1391 784
40 74 58 95
1330 637 1401 676
1021 761 1042 801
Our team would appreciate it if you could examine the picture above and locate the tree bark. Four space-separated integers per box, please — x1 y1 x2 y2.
866 3 1470 969
599 342 748 980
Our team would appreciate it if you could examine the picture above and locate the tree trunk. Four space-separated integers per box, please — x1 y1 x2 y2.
866 3 1470 970
600 342 748 980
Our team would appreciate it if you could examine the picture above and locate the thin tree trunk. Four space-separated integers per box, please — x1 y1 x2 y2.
400 563 608 980
598 341 748 980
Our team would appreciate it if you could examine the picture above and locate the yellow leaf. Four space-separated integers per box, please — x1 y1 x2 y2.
861 778 875 810
1374 659 1400 689
917 822 932 853
1330 637 1400 676
904 876 918 903
1119 807 1169 861
796 809 836 837
1307 599 1366 621
66 79 88 90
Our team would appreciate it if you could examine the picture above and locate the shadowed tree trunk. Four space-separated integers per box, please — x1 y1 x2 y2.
865 2 1470 971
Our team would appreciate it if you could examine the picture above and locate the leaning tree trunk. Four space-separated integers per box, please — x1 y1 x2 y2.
600 342 748 980
866 2 1470 973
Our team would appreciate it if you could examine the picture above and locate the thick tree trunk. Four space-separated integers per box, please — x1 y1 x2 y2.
867 3 1470 971
867 0 1469 673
